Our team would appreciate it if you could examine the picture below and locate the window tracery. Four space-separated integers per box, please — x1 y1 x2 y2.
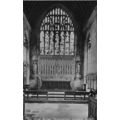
40 8 75 55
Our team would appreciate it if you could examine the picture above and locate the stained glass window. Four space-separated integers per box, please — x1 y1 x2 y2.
40 8 75 55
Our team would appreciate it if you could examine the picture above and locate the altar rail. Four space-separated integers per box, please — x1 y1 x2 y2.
23 89 90 103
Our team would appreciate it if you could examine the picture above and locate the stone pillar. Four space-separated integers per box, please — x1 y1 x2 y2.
76 62 81 80
33 61 38 75
26 46 30 85
26 63 30 85
31 55 42 89
23 49 30 85
70 56 83 90
33 59 38 87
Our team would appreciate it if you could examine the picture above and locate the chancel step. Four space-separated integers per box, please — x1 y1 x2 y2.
48 91 65 95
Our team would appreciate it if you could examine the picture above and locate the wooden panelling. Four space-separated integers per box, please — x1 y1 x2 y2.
86 73 97 90
88 97 97 120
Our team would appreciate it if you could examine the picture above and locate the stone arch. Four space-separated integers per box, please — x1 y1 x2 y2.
34 4 79 55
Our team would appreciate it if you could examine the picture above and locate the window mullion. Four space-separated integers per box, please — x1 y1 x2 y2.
43 23 45 55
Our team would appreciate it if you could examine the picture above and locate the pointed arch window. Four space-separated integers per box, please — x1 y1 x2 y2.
40 7 75 55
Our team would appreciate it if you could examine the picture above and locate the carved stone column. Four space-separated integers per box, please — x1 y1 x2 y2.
26 63 30 85
76 61 81 80
30 55 42 89
33 60 38 75
70 56 83 90
29 55 38 89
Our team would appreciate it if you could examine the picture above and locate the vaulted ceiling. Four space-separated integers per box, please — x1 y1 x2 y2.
23 1 97 30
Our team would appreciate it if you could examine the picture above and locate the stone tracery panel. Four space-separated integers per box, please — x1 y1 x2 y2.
38 56 75 81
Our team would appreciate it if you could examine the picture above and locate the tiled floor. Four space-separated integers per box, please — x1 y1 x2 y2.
25 103 88 120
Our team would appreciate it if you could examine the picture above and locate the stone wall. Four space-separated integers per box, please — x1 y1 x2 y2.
83 7 97 90
23 13 31 85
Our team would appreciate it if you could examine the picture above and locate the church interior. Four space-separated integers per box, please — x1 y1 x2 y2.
23 1 97 120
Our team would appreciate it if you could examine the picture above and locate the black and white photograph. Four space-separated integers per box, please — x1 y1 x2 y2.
2 0 120 120
23 0 97 120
